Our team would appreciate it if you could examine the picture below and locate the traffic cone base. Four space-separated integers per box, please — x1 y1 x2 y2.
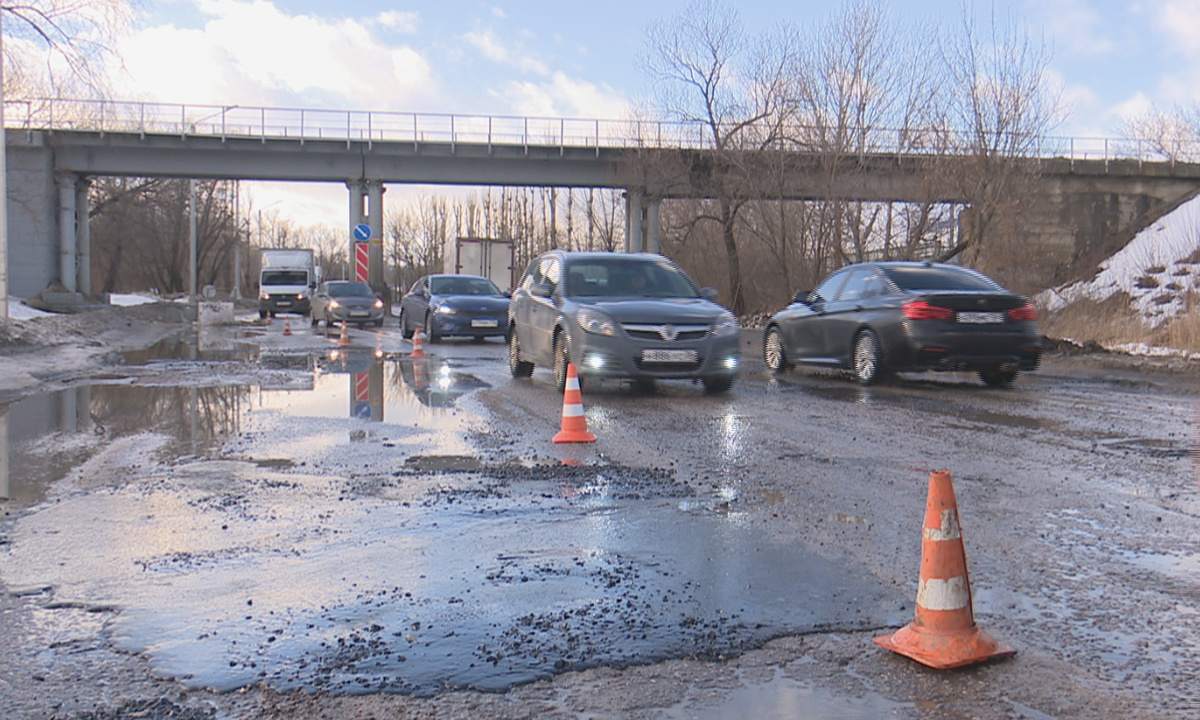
553 363 595 443
874 470 1014 669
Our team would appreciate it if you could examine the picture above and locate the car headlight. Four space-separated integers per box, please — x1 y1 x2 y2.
711 313 740 337
373 299 384 309
435 303 454 314
576 307 617 336
328 299 341 309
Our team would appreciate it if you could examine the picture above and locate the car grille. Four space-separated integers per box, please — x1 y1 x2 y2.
633 359 704 372
621 323 709 342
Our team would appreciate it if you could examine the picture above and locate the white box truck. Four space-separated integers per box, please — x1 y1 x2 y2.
258 248 318 318
450 237 514 292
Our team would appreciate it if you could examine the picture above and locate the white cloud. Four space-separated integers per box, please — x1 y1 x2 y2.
1154 0 1200 54
377 10 419 33
463 27 549 75
114 0 435 109
1029 0 1115 55
495 72 629 119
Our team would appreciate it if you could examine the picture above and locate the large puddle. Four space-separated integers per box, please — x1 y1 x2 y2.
0 349 486 507
0 347 906 697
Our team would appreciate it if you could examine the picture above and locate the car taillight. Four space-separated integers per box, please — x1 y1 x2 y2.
1007 304 1038 321
902 301 953 320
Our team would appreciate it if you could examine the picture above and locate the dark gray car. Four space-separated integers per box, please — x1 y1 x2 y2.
507 251 740 393
763 261 1042 386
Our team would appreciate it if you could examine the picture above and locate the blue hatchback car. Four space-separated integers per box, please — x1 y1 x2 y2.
399 274 510 342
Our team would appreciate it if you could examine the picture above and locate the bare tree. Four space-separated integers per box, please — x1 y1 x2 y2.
643 0 799 314
935 6 1063 289
1118 106 1200 163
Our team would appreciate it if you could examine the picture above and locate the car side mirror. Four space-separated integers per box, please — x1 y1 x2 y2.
531 282 553 298
700 287 719 301
793 290 813 305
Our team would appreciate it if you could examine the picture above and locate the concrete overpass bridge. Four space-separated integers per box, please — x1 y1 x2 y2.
5 98 1200 304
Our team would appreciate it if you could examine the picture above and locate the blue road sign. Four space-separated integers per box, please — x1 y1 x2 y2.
353 223 372 241
354 402 372 419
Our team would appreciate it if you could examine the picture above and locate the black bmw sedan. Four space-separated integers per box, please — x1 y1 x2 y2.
763 261 1042 387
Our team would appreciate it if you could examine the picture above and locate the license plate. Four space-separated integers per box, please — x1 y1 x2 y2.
642 349 698 363
349 311 369 317
277 301 292 307
471 318 499 328
957 311 1003 324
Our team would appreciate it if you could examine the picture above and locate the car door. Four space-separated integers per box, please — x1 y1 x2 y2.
403 277 430 331
524 257 562 363
782 268 850 364
821 268 877 361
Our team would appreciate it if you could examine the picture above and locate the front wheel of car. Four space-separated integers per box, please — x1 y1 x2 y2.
508 329 534 378
979 368 1017 388
853 329 885 385
702 375 734 394
764 326 790 372
424 314 440 344
398 310 414 339
553 332 573 392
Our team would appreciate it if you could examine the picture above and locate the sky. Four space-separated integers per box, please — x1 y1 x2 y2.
96 0 1200 229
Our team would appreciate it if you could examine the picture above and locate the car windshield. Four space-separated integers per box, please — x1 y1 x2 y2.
262 270 308 285
563 259 699 299
881 266 1003 292
327 282 374 297
430 277 504 296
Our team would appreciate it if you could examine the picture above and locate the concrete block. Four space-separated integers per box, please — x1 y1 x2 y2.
199 301 236 325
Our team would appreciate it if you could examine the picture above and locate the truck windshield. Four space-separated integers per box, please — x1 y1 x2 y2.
262 270 309 285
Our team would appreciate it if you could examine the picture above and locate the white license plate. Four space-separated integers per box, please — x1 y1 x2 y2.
471 318 499 328
277 301 292 307
349 310 369 317
642 349 698 363
957 311 1003 324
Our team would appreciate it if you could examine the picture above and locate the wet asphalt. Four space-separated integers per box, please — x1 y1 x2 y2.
1 318 1197 717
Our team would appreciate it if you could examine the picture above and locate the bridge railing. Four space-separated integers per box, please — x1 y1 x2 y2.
2 97 1189 164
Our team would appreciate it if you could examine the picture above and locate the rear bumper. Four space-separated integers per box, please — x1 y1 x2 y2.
898 325 1042 372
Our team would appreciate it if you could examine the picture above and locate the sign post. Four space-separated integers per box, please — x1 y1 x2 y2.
353 223 371 284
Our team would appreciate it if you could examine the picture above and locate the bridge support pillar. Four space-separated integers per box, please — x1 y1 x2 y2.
348 180 388 305
624 189 643 253
56 175 78 293
645 198 660 254
76 178 91 295
623 191 661 254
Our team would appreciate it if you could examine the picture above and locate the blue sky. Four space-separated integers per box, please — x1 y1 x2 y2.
105 0 1200 226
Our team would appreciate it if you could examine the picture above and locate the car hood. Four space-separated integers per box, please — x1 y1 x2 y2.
435 295 510 311
576 298 728 324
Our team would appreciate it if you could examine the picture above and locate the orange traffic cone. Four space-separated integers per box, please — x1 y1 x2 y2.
874 471 1015 669
337 322 351 348
283 318 292 336
410 328 427 359
553 363 596 444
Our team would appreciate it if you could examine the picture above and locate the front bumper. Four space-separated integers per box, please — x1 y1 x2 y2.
568 328 741 382
261 296 311 314
428 312 507 337
330 306 385 324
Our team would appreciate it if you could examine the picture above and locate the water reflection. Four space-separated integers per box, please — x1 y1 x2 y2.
0 349 494 507
0 384 247 506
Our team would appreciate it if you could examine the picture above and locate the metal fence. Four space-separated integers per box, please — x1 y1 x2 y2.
1 97 1188 163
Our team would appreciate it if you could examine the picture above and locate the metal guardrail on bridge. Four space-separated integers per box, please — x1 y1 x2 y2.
0 97 1185 164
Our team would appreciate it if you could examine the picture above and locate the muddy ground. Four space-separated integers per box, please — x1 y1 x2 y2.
1 302 1197 720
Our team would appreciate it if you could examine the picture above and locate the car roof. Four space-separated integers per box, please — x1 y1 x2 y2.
547 251 672 263
427 273 491 280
